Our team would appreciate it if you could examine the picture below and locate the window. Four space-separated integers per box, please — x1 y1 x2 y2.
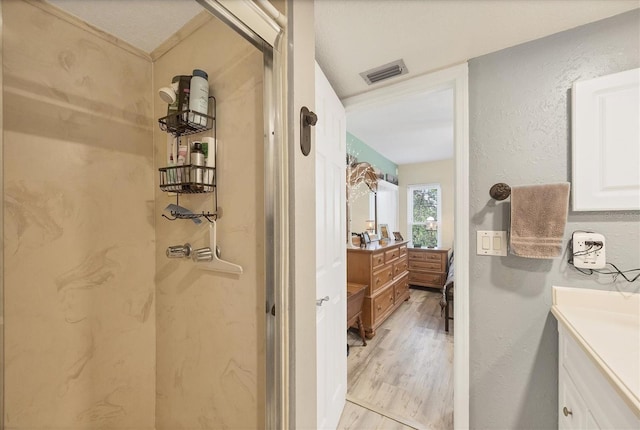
407 184 441 248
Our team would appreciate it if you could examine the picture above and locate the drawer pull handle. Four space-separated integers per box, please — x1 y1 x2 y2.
377 305 382 311
562 407 572 417
389 296 393 302
376 278 380 284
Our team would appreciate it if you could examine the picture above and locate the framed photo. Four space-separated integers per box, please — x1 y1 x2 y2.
379 224 390 239
362 231 371 244
351 234 361 247
393 232 404 241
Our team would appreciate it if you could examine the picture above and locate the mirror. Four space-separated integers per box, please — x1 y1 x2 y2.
349 182 375 236
346 163 399 241
347 162 378 243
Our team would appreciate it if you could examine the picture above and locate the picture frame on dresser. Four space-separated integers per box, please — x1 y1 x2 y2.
393 232 403 241
379 224 389 239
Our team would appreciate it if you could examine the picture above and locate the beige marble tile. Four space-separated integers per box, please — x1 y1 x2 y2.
3 1 266 428
153 15 265 430
3 1 155 428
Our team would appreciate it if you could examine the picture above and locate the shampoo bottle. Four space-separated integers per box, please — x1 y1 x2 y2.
189 69 209 126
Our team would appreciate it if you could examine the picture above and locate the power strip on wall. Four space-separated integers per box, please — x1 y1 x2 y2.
572 232 606 269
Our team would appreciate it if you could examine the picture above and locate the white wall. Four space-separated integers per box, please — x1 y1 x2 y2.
399 159 454 248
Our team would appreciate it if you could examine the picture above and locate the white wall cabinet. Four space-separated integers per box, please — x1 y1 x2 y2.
558 325 639 430
572 68 640 211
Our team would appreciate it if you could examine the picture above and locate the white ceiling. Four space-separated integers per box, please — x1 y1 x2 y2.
47 0 203 53
316 0 638 166
315 0 639 99
347 88 454 165
46 0 639 166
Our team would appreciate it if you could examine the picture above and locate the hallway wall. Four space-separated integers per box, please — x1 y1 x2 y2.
468 9 640 429
2 1 155 427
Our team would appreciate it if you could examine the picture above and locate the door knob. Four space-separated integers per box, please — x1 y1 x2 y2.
316 296 330 306
562 406 573 417
300 106 317 156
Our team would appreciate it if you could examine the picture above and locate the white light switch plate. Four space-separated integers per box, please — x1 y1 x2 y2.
477 230 508 256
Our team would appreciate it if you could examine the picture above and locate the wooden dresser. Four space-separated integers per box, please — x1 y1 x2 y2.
407 247 450 288
347 240 409 338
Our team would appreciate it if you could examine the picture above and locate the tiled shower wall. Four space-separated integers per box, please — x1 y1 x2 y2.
2 0 265 428
152 15 265 429
2 0 155 428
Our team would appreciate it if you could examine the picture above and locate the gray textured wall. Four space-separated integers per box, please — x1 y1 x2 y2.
469 10 640 430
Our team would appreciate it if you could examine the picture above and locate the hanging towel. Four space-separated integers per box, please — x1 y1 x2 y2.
510 182 570 259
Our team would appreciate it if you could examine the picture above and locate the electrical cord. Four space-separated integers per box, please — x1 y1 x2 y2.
572 243 603 257
572 263 640 283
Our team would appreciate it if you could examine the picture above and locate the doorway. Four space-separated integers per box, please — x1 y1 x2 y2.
333 64 470 428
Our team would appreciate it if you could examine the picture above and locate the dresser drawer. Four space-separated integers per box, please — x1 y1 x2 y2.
372 251 385 269
394 274 409 302
384 247 400 263
372 265 393 292
373 286 395 321
408 250 427 261
408 271 444 287
393 257 408 278
408 249 446 262
399 245 407 256
408 260 443 271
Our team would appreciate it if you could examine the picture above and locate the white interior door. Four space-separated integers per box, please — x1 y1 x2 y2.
315 62 347 430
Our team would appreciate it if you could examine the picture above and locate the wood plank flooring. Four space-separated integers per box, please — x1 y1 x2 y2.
338 288 453 430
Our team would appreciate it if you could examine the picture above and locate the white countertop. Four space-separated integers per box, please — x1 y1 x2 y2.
551 286 640 416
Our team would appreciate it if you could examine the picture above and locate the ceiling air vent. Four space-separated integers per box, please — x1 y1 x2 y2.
360 59 408 85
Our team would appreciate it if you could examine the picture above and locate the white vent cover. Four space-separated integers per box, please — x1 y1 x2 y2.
360 59 408 85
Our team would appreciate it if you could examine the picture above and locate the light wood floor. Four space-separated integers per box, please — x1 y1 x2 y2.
337 288 453 430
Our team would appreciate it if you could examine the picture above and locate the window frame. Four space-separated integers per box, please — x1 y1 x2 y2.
407 183 442 247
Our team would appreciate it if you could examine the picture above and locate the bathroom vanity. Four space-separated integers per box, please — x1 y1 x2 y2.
551 286 639 429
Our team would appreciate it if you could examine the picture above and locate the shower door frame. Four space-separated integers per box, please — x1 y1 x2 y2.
0 0 4 428
195 1 289 429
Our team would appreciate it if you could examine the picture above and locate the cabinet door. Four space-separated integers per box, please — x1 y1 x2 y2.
559 369 588 430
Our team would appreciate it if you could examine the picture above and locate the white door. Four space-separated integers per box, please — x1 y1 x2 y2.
315 62 347 430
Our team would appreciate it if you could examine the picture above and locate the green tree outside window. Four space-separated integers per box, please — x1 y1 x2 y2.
409 185 440 247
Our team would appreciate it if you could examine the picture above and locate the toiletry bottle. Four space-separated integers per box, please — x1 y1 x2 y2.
201 136 216 186
177 143 188 187
167 75 191 126
190 142 205 191
189 69 209 126
166 135 177 185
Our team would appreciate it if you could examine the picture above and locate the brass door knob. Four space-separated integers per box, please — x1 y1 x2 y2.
562 406 573 417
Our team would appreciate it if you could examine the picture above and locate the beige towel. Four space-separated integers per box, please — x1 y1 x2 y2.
510 183 570 259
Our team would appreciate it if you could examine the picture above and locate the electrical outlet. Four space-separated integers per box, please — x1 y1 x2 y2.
572 232 606 269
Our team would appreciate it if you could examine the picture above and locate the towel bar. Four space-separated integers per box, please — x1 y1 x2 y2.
490 182 511 200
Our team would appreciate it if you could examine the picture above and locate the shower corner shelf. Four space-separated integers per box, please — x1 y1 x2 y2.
158 95 218 223
158 165 216 194
158 110 215 136
158 165 219 222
